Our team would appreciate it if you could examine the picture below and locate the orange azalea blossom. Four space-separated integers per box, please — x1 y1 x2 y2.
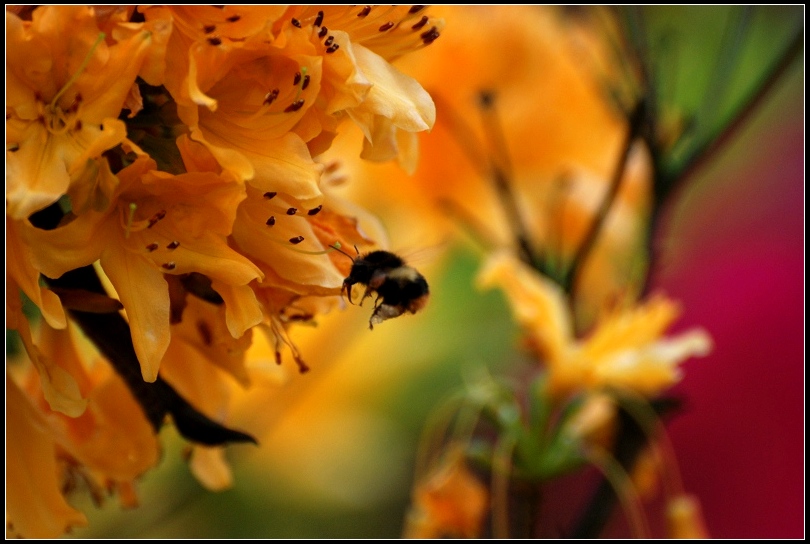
141 5 440 197
20 156 263 382
7 320 160 538
404 446 489 539
6 374 88 539
5 6 157 219
476 251 712 398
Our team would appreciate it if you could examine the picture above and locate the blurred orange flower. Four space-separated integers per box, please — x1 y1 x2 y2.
404 446 489 539
477 250 712 398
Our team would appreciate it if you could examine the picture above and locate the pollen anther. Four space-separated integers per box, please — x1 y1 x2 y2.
284 100 305 112
412 16 429 30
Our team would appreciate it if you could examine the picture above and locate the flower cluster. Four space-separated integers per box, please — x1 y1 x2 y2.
6 5 443 538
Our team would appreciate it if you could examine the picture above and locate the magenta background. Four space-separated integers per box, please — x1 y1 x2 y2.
655 69 804 538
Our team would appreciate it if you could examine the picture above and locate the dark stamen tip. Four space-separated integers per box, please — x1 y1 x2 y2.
479 90 495 108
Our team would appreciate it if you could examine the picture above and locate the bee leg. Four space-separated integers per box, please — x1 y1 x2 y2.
368 299 385 330
358 285 375 307
342 281 356 305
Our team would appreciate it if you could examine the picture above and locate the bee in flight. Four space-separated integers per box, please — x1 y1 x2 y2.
335 248 430 330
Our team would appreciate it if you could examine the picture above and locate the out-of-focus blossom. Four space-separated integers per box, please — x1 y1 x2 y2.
477 251 712 398
404 446 489 539
7 322 160 538
666 494 709 538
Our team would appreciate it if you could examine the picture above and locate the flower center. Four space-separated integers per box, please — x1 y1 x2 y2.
40 32 105 136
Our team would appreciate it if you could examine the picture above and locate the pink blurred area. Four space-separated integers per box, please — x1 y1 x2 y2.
654 66 804 538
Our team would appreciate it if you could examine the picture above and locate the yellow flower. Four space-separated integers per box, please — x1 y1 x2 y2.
21 156 263 382
477 251 712 398
5 6 153 219
404 446 489 539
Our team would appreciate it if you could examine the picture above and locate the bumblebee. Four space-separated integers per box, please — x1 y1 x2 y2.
341 250 430 329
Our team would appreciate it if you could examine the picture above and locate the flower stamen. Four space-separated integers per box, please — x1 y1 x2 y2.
124 202 137 239
49 32 105 109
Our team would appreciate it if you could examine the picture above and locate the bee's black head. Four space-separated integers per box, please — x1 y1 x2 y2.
346 250 405 284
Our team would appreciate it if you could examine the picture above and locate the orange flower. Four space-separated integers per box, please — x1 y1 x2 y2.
7 320 160 538
6 374 88 538
21 156 263 382
404 446 489 539
5 6 154 219
146 5 441 198
477 251 712 398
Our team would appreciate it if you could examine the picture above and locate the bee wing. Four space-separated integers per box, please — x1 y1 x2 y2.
393 238 451 268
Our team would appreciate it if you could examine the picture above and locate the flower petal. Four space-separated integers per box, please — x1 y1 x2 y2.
6 374 88 538
101 250 170 382
211 280 264 340
476 250 572 364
